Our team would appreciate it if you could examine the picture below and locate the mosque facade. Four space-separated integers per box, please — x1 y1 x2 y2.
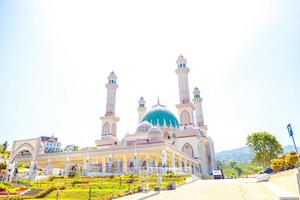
6 55 215 180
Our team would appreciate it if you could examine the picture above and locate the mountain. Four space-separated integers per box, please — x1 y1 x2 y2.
216 145 300 162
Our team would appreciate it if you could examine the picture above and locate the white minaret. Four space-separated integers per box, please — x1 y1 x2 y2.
137 97 146 124
175 55 195 129
175 55 190 104
105 71 118 116
193 87 207 132
96 71 119 148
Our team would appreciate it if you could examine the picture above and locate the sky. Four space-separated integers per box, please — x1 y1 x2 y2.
0 0 300 152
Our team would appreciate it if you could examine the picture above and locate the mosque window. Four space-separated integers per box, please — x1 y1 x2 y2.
183 64 186 67
182 143 194 157
103 122 110 135
180 110 190 125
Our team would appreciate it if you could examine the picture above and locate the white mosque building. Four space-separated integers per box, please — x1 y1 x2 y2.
6 55 215 180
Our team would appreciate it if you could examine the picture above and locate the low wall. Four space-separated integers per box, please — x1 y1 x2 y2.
269 168 300 196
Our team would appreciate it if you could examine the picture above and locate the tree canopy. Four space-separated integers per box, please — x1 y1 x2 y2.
246 132 283 168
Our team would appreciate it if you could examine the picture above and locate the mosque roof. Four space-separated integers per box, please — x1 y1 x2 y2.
141 101 179 129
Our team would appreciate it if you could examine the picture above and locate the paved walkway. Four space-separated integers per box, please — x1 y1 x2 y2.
146 179 277 200
117 191 159 200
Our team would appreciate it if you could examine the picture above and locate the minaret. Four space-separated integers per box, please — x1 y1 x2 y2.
137 97 146 124
105 71 118 116
175 55 195 129
96 71 119 148
193 87 207 132
176 55 190 103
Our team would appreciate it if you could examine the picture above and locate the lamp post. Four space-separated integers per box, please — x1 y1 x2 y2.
287 124 300 167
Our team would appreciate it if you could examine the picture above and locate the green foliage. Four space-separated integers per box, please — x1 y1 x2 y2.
0 162 7 170
218 160 262 178
0 183 8 192
246 132 283 168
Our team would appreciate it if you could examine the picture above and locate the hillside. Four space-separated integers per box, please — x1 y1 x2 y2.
216 145 299 162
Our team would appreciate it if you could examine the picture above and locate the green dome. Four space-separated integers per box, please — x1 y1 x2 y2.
141 105 179 129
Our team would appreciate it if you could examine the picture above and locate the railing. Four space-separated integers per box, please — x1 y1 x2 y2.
85 166 195 176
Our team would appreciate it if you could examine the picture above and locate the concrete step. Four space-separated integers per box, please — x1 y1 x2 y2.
262 182 299 200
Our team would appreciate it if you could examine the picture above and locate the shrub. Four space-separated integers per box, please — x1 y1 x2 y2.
68 171 76 178
271 159 282 172
48 176 55 181
286 151 298 166
0 183 8 192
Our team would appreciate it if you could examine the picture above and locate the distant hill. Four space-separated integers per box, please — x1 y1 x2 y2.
216 145 300 162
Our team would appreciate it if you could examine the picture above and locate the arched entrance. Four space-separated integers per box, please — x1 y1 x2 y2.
7 138 42 181
182 143 194 157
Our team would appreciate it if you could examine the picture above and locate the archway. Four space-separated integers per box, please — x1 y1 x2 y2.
7 138 42 181
182 143 194 157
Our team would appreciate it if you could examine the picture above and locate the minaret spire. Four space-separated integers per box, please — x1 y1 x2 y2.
175 55 195 129
193 87 207 132
96 71 120 148
137 97 147 124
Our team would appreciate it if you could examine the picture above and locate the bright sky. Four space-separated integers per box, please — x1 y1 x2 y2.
0 0 300 152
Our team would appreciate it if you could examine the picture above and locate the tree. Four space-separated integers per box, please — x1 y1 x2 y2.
2 141 8 151
246 132 283 168
64 145 79 152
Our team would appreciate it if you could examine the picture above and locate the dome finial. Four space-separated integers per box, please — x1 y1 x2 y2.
157 97 160 106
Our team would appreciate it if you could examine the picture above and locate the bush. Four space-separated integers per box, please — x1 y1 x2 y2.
286 151 298 166
0 183 8 192
68 171 76 178
271 159 282 172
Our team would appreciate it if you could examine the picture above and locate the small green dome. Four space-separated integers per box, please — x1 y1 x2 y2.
141 105 179 129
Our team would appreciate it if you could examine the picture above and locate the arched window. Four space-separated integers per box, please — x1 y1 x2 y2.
111 123 116 136
180 110 190 125
182 143 194 157
163 132 169 139
102 122 110 135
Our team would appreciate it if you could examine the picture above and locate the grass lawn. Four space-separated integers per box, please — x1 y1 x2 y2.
1 174 189 199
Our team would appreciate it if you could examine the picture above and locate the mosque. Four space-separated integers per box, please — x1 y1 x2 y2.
6 55 215 180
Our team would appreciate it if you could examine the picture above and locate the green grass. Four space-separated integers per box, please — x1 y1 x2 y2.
5 174 189 199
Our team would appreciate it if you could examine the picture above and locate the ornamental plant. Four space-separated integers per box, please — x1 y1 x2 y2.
271 159 282 172
285 151 298 166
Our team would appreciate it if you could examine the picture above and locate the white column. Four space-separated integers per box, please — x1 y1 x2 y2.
102 158 106 173
46 159 52 175
162 150 167 168
123 157 127 174
28 161 37 179
85 156 90 174
108 154 112 173
171 154 176 169
134 152 139 172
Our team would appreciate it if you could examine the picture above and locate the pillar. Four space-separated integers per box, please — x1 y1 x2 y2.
102 158 106 173
123 157 127 174
134 152 139 172
85 156 90 174
162 150 167 168
108 154 112 173
65 157 70 176
46 159 52 175
171 154 176 169
28 161 37 179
